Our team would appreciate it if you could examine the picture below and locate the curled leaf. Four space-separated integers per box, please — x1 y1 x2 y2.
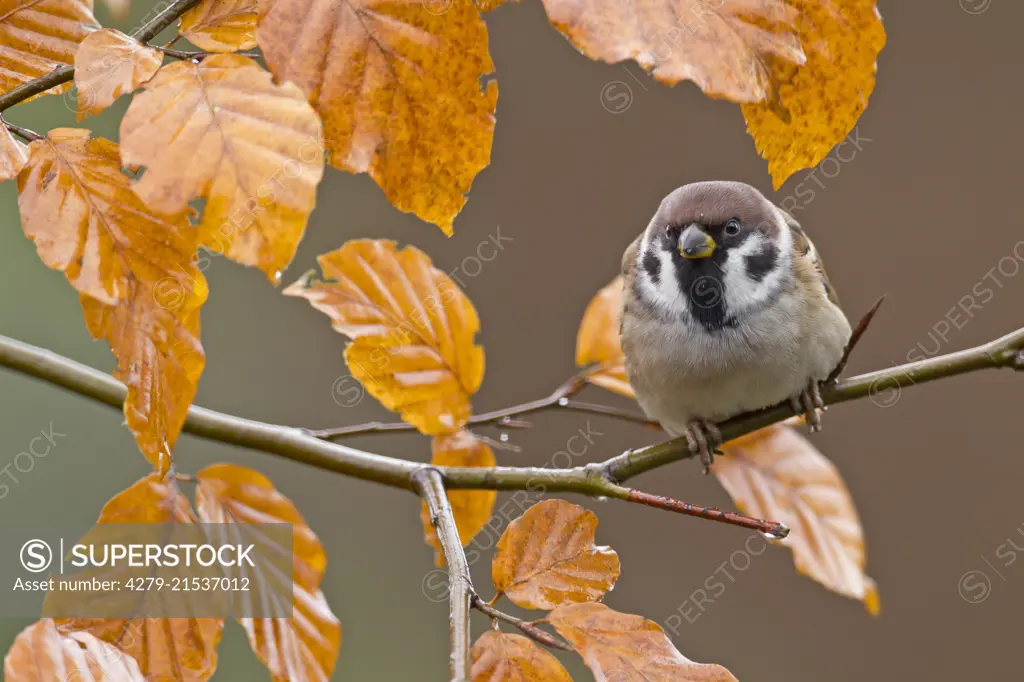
17 129 206 473
195 464 342 682
120 54 325 282
421 431 497 566
714 424 879 614
0 0 99 100
284 239 485 436
180 0 258 52
548 602 738 682
257 0 498 232
576 276 634 399
743 0 886 187
0 124 27 181
470 631 573 682
493 499 620 610
4 619 145 682
538 0 804 102
73 28 162 120
54 474 224 682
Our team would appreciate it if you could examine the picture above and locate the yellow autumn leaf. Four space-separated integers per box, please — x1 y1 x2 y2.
16 129 206 473
470 631 573 682
0 0 98 100
493 499 620 610
120 54 325 283
576 275 635 399
256 0 498 233
54 474 224 682
421 431 497 566
743 0 886 187
714 424 879 614
73 28 162 120
0 124 27 181
195 464 342 682
538 0 805 102
548 602 738 682
284 239 485 436
180 0 258 52
4 620 145 682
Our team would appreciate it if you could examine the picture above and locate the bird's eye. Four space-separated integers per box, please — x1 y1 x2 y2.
724 219 741 237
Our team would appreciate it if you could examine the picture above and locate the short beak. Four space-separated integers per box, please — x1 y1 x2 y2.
679 224 716 259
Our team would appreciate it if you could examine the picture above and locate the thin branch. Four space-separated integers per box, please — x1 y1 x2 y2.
559 399 660 428
625 489 789 538
471 595 574 652
157 47 262 61
1 116 42 143
310 367 596 439
1 325 1023 501
414 469 472 681
827 295 886 383
0 0 203 113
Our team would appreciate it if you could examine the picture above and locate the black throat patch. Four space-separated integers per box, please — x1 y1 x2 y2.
670 249 735 332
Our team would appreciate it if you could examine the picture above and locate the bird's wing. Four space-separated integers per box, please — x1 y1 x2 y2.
779 208 841 308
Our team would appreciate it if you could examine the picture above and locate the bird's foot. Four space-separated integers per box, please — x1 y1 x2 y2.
790 380 826 432
684 419 723 475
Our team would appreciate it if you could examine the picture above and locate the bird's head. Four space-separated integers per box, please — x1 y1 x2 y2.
635 181 794 330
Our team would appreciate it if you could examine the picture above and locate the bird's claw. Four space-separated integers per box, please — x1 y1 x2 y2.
684 420 722 474
791 380 826 432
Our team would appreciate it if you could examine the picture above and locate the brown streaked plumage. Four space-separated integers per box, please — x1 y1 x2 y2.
620 181 851 472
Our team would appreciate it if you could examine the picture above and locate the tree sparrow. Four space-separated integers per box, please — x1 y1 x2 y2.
620 181 851 472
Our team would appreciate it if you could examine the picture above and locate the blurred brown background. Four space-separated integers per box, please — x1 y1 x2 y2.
1 0 1022 679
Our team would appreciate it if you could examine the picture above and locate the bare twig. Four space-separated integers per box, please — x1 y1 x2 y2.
625 489 789 538
559 399 660 428
0 0 203 113
1 326 1023 498
827 295 886 383
157 47 262 61
471 595 574 652
0 115 41 143
414 469 472 681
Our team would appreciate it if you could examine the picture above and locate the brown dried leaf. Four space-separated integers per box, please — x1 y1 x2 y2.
0 0 98 100
73 28 162 120
17 129 206 473
0 124 27 181
284 239 485 435
470 631 573 682
539 0 804 102
257 0 498 233
576 276 634 399
120 54 324 283
180 0 258 52
548 602 738 682
4 620 145 682
714 424 879 613
195 464 342 682
743 0 885 187
54 474 224 682
421 431 497 566
493 499 620 610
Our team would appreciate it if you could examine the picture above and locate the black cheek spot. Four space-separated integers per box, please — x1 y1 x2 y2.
642 250 661 285
744 243 778 283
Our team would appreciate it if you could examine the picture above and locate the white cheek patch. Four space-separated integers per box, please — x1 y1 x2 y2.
721 227 792 317
636 233 689 317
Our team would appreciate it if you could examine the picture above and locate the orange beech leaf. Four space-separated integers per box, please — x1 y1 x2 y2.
257 0 498 233
195 464 341 682
120 54 325 283
743 0 885 187
474 0 517 10
548 602 738 682
470 631 573 682
493 499 620 610
54 474 224 682
73 28 162 120
421 431 497 566
17 129 206 473
0 0 98 100
538 0 805 103
0 124 27 181
284 240 485 436
180 0 258 52
714 424 879 614
576 276 634 399
4 619 145 682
